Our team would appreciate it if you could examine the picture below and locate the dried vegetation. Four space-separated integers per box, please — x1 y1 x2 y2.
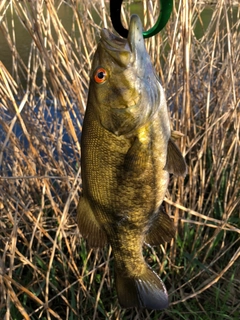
0 0 239 319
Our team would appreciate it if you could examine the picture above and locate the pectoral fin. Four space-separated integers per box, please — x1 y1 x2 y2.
77 196 107 248
164 138 187 177
123 136 149 170
146 206 175 245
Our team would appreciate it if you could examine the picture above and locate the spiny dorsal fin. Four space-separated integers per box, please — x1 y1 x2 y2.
171 130 185 140
164 138 187 177
77 196 107 248
145 206 175 245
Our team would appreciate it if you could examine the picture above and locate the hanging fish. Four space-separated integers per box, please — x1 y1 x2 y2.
77 14 187 310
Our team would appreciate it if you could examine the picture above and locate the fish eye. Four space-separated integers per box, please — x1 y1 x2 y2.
94 67 108 84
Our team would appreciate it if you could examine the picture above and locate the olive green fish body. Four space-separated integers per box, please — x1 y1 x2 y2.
77 15 187 310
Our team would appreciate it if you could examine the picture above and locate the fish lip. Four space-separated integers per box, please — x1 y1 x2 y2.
101 28 130 52
127 14 144 54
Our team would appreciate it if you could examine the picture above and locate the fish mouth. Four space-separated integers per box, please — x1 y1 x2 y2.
101 15 144 56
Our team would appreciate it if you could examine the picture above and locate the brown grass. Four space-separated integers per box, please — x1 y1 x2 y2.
0 0 239 319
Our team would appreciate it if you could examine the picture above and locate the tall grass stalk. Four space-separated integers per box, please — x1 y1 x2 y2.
0 0 239 319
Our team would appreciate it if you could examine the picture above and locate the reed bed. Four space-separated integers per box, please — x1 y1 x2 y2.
0 0 239 319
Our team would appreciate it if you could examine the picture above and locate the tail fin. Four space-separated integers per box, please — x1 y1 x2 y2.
115 266 169 310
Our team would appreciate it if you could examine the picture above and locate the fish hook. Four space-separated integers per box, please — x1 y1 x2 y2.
110 0 173 39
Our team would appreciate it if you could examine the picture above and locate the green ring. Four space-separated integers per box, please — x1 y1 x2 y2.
143 0 173 38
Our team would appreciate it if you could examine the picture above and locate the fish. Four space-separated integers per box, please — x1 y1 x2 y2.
77 14 187 310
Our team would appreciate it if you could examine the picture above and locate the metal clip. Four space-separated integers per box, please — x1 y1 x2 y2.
110 0 173 38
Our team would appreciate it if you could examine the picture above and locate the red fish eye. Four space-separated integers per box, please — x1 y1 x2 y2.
94 67 108 84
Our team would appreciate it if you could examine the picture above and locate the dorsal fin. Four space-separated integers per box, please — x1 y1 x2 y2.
164 138 187 177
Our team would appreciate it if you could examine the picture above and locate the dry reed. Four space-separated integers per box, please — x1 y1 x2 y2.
0 0 239 319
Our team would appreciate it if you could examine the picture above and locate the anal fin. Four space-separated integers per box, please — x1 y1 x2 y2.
146 206 175 245
77 196 107 248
